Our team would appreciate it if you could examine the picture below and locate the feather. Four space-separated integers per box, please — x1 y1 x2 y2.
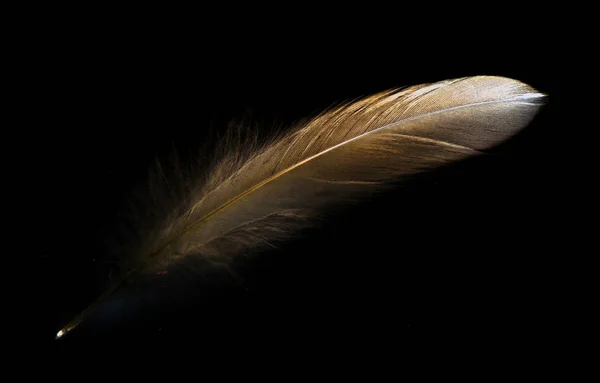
55 75 546 339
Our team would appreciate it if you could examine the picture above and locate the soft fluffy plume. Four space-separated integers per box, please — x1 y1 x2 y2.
56 76 546 339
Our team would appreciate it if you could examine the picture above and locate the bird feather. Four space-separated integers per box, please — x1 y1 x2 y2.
55 75 546 339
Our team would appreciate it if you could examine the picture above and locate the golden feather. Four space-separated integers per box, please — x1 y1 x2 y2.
56 76 546 339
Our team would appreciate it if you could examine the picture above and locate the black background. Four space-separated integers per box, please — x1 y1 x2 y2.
23 9 561 368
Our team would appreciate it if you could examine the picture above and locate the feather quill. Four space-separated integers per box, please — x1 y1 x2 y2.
56 76 546 338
